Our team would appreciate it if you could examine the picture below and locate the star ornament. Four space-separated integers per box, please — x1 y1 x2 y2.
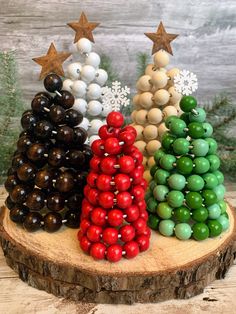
145 21 178 55
33 43 71 80
67 12 100 43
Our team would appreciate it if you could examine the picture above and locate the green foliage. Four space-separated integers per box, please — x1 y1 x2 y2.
100 54 119 86
136 52 150 77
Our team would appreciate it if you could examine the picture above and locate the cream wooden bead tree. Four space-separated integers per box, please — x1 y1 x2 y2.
131 22 182 182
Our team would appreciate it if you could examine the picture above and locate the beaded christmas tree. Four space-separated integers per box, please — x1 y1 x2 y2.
146 95 229 241
131 22 183 183
78 111 151 262
4 43 92 232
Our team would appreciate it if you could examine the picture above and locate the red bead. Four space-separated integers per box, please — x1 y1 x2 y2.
91 139 104 156
98 191 114 209
124 205 140 222
136 164 145 172
116 191 132 209
120 126 137 137
81 199 94 218
106 244 123 262
87 188 99 206
77 230 83 241
96 174 112 191
80 236 92 253
118 131 135 146
90 242 106 260
131 186 145 202
122 145 137 155
120 225 136 242
102 227 119 245
100 156 117 175
123 241 139 259
83 185 91 198
87 225 102 242
136 235 150 252
130 169 142 184
114 174 131 191
87 172 98 187
90 207 107 226
106 112 124 128
132 218 147 235
143 226 151 238
140 178 148 190
130 149 143 166
98 125 120 139
90 156 101 172
80 218 91 234
139 210 148 221
118 156 135 173
135 199 146 212
104 138 122 155
107 209 123 227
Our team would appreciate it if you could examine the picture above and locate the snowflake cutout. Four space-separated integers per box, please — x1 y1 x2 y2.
101 81 130 111
174 70 198 96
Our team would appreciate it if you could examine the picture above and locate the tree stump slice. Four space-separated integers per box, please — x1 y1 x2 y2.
0 203 236 304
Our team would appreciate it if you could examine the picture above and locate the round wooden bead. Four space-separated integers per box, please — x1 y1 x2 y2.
35 169 53 189
10 184 30 204
147 108 162 124
49 105 65 124
67 62 82 80
47 192 65 211
66 150 85 168
145 64 156 76
27 143 47 163
158 123 168 139
135 110 148 125
168 86 182 104
85 52 101 68
136 75 152 92
151 71 168 89
94 69 108 86
132 94 140 107
21 111 38 131
163 105 178 119
44 74 62 93
65 109 83 126
5 196 15 209
17 135 33 153
5 174 19 193
17 163 36 182
55 171 75 193
143 170 152 182
43 212 62 232
87 83 101 100
34 91 53 103
23 212 43 232
139 92 154 109
10 205 29 223
48 147 65 167
56 126 74 143
64 210 80 228
154 89 170 106
62 79 73 92
146 140 161 155
148 156 156 168
133 125 144 140
77 38 92 54
72 80 87 98
87 100 103 116
153 50 169 68
81 65 96 83
142 156 148 167
131 110 137 123
34 120 53 139
67 193 83 210
73 127 88 145
174 102 182 115
73 98 87 115
143 125 158 140
55 90 75 109
25 189 45 211
11 154 27 171
134 141 146 154
31 96 51 114
167 68 180 85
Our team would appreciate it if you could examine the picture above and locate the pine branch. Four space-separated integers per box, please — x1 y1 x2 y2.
100 54 119 86
136 52 149 78
213 111 236 129
205 94 232 114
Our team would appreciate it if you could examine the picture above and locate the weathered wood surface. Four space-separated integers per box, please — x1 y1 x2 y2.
1 0 236 105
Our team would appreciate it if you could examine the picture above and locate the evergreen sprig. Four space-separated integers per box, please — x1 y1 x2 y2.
136 52 150 78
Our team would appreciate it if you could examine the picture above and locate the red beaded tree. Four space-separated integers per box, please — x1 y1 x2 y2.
78 112 151 262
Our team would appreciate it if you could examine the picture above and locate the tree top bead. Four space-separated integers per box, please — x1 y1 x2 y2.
180 96 197 112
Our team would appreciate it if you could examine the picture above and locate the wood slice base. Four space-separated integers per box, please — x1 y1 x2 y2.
0 204 236 304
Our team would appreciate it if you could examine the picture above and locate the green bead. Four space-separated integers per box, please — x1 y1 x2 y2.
159 219 175 236
202 123 213 138
180 112 190 124
189 108 206 123
167 191 184 208
154 149 165 164
193 157 210 174
192 223 209 240
187 175 205 191
165 115 178 129
186 192 203 209
175 223 192 240
150 165 158 177
145 189 152 202
192 207 208 222
176 157 193 175
147 197 158 213
222 212 229 219
157 202 173 219
213 170 224 184
202 173 218 189
172 138 190 155
213 184 226 201
169 118 187 137
148 214 159 230
173 206 191 222
188 122 204 139
160 154 176 171
217 215 229 231
205 138 218 154
168 174 186 190
202 189 217 206
162 133 176 152
207 220 223 237
154 169 170 185
153 185 169 201
191 139 209 156
149 180 157 191
218 200 227 214
207 203 221 219
180 96 197 112
206 155 220 171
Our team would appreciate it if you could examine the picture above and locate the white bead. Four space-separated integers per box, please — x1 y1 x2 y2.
77 38 92 54
101 105 112 117
73 98 88 115
94 69 108 86
78 117 90 130
81 65 96 83
146 140 161 155
89 135 100 145
135 110 148 125
67 62 82 80
163 105 178 119
158 123 168 139
133 125 144 140
145 64 156 76
136 75 152 92
153 50 169 68
87 83 102 100
87 100 103 116
147 108 162 124
139 92 154 109
85 52 101 68
62 79 73 92
89 119 104 135
72 80 87 97
167 68 180 85
151 71 168 89
154 89 170 106
143 125 158 140
168 86 182 104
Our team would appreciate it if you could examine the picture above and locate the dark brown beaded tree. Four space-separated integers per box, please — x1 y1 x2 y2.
4 73 92 232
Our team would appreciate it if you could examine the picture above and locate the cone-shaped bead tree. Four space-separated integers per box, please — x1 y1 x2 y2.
78 112 151 262
146 96 229 241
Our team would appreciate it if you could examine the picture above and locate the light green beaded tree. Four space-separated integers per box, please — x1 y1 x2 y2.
146 95 229 241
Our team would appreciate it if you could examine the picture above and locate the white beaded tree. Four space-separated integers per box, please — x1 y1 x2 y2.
131 22 183 182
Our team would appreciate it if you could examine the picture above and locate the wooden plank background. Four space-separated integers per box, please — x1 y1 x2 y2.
1 0 236 105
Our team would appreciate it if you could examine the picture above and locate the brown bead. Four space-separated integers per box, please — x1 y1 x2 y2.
48 147 65 167
76 172 87 189
17 135 33 153
73 127 87 145
46 192 65 212
35 169 53 189
54 90 74 109
49 105 66 124
82 145 93 167
55 171 75 193
25 189 45 211
67 193 83 210
10 205 29 223
66 150 85 168
10 185 30 204
64 210 80 228
34 120 54 139
31 95 51 114
11 154 27 171
65 109 83 127
17 163 36 182
43 212 62 232
21 111 38 131
44 74 62 93
5 174 19 192
56 126 74 143
5 196 15 210
34 91 53 103
27 143 47 163
23 212 42 232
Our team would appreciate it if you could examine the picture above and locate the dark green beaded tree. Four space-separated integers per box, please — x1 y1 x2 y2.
146 95 229 241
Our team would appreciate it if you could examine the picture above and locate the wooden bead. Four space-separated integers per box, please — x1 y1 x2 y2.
135 110 148 125
47 192 65 212
48 147 65 167
136 75 152 92
167 68 180 85
56 126 74 143
132 94 140 106
133 125 144 140
10 185 30 204
21 111 38 131
146 140 161 155
49 105 65 124
151 71 168 89
145 64 156 76
168 86 182 104
163 105 178 119
148 156 155 168
11 154 27 171
73 127 88 145
64 210 80 228
43 212 62 232
131 110 137 123
23 212 42 232
134 141 146 154
154 89 170 106
65 109 83 127
158 123 168 139
34 120 53 139
17 163 36 182
174 102 183 115
143 170 152 182
27 143 47 163
54 90 75 109
66 150 85 168
25 189 45 211
35 169 53 189
67 193 83 210
142 156 148 167
139 92 154 109
153 50 169 68
55 171 75 193
44 74 62 93
5 174 19 192
143 125 158 140
10 205 29 223
17 135 33 153
147 108 162 124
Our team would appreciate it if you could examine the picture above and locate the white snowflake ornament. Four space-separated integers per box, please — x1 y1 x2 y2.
101 81 130 111
174 70 198 96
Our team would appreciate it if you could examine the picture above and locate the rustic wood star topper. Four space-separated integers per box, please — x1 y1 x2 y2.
32 43 71 80
145 22 178 55
67 12 100 43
